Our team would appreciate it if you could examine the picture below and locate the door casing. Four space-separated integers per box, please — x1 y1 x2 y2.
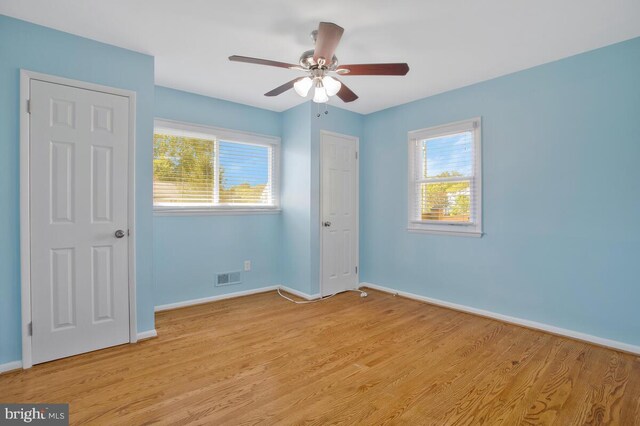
19 70 138 369
319 130 360 297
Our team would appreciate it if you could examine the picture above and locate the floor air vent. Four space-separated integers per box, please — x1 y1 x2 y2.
216 271 241 287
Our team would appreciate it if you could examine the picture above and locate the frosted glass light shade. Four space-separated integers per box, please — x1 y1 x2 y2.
313 86 329 103
322 76 342 96
294 77 313 97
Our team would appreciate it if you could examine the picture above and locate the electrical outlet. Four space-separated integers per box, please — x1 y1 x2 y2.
244 260 251 271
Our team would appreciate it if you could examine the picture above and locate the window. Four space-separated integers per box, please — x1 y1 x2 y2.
408 118 482 236
153 119 280 214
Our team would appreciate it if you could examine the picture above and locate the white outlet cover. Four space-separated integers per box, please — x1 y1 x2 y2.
244 260 251 271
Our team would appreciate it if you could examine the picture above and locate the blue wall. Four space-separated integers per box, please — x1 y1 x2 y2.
360 37 640 346
0 15 155 364
279 103 363 295
280 103 313 294
1 13 638 365
153 87 282 306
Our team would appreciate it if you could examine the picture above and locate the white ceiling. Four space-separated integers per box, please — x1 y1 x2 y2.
2 0 639 114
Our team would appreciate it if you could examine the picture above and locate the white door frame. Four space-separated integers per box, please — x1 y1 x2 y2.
19 70 137 369
319 130 360 297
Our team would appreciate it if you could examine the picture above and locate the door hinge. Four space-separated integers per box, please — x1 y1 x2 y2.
355 151 358 160
355 266 358 274
26 99 31 114
27 322 32 336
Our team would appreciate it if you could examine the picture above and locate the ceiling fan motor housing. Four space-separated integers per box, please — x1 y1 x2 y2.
299 49 338 70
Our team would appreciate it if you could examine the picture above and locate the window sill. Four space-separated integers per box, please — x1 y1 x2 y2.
407 227 483 238
154 207 282 216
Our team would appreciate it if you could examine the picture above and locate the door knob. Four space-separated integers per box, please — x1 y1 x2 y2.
323 221 332 227
115 230 126 239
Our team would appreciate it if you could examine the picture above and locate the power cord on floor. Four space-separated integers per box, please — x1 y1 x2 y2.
352 288 368 298
277 288 337 304
277 287 368 304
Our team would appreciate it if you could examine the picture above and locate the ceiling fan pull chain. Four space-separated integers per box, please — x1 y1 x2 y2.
315 102 329 118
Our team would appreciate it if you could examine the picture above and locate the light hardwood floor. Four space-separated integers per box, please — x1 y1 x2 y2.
1 289 639 425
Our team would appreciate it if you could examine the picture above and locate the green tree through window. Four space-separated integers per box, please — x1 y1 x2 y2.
153 133 272 205
421 171 471 221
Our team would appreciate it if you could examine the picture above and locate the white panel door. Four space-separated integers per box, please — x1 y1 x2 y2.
30 79 130 364
321 132 358 296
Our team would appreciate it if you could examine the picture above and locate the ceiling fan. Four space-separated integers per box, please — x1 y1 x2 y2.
229 22 409 104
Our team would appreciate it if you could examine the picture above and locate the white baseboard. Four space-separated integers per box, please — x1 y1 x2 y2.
279 285 321 300
360 282 640 356
0 360 23 374
155 285 287 312
137 329 158 341
1 333 158 372
154 285 321 312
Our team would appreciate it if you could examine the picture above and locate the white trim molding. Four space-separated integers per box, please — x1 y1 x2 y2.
155 285 319 312
136 330 158 341
279 285 321 301
0 361 23 375
319 130 360 298
154 118 281 146
20 70 138 368
153 118 281 215
406 227 483 238
154 207 281 217
360 282 640 356
407 117 482 237
155 286 279 312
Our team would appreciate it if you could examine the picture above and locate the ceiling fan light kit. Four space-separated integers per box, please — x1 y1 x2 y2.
229 22 410 106
293 77 313 97
322 75 341 96
293 69 340 103
313 82 329 103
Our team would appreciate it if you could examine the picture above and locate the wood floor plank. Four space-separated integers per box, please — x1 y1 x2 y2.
1 289 638 425
223 306 484 425
310 322 518 425
618 356 640 425
501 339 591 425
394 326 545 424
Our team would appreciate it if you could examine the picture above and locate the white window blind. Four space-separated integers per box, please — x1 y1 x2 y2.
153 120 279 214
408 118 482 236
217 140 274 205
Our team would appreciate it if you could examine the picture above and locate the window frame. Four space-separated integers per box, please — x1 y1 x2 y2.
153 118 281 216
407 117 482 237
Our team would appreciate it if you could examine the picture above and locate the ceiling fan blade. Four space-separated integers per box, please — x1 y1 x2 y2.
229 55 299 70
264 78 304 97
337 63 410 76
313 22 344 64
335 79 358 103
